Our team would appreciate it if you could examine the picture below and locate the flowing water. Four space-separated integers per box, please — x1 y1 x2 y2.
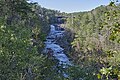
44 25 71 66
44 25 72 77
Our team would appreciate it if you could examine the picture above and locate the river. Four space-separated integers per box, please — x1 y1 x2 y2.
44 24 72 77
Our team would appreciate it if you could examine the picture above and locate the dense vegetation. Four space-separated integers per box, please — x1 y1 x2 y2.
0 0 65 79
0 0 120 80
65 1 120 80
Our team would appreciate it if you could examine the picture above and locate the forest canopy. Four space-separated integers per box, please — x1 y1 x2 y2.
0 0 120 80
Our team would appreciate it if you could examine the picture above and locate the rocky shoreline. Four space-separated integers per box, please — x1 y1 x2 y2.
54 24 75 61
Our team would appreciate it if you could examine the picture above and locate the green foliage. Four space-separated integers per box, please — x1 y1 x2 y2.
98 66 120 80
65 1 120 80
0 0 64 79
97 2 120 80
1 0 120 79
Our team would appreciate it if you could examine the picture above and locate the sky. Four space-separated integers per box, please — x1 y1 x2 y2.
30 0 111 13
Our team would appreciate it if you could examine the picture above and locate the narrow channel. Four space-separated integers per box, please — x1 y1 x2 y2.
44 25 71 66
44 25 72 77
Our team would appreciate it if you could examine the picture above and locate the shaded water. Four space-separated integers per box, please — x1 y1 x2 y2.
44 25 73 78
44 25 71 66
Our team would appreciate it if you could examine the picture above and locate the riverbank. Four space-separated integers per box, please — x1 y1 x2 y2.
53 24 75 61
